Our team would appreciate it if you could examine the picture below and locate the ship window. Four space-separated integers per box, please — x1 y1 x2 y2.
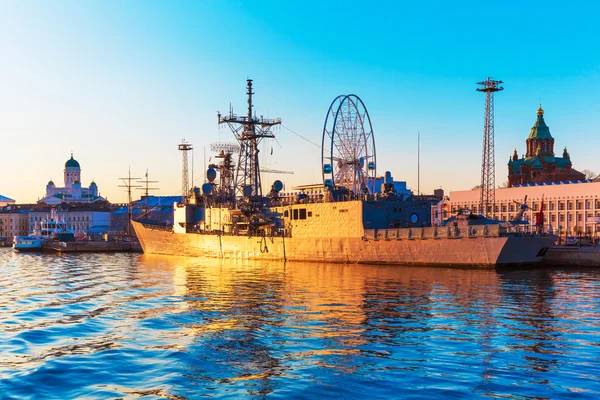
308 211 312 217
284 210 289 218
293 209 298 220
299 209 307 220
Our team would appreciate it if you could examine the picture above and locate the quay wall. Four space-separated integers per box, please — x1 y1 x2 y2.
543 247 600 267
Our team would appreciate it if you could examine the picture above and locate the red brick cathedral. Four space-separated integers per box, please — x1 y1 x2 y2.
507 106 585 187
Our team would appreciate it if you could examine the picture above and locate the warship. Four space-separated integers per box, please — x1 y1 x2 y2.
133 80 555 268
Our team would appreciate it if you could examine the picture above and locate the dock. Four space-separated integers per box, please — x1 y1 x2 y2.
543 246 600 267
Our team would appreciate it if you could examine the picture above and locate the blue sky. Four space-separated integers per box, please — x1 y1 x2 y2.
1 1 599 203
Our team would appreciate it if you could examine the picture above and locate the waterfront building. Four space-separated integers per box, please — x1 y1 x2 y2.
0 195 15 207
38 154 105 204
507 106 585 187
0 210 29 243
431 195 450 226
28 204 112 237
450 181 600 235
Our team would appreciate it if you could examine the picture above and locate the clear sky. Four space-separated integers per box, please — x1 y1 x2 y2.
1 1 599 203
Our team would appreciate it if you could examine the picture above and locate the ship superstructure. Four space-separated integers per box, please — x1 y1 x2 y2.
133 81 555 268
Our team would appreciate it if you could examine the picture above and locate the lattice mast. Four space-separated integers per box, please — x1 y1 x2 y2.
476 78 504 217
210 142 239 201
218 79 281 198
178 140 193 204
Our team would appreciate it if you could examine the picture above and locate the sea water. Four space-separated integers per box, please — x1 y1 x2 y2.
1 248 600 399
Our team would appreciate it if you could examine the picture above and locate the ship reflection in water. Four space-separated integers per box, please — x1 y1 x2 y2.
1 250 600 398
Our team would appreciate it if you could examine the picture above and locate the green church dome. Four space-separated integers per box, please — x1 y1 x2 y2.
47 180 54 186
528 106 553 140
65 155 80 169
90 181 97 187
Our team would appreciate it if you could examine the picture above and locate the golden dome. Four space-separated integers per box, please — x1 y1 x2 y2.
537 105 544 115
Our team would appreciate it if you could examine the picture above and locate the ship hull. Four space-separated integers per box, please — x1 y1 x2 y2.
133 221 555 268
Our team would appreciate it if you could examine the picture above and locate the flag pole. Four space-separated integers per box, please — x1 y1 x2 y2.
418 131 420 197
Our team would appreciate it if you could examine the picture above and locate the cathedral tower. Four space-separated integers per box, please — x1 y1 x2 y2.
64 153 81 188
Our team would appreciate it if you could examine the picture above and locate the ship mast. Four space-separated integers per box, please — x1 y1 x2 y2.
218 79 281 199
118 167 141 237
136 169 159 220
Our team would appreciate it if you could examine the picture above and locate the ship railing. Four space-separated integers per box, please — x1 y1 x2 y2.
364 225 506 240
184 225 292 238
139 222 173 232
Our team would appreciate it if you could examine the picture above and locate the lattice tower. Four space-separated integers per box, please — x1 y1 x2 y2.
178 140 193 204
476 78 504 218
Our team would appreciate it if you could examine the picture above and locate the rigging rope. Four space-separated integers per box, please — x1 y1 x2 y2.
281 124 322 150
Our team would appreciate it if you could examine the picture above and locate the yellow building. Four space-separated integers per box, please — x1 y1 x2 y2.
0 211 29 243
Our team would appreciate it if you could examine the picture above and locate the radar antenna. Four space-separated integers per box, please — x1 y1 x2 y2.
209 142 239 201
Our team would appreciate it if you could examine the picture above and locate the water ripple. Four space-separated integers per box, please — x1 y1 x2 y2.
2 249 600 398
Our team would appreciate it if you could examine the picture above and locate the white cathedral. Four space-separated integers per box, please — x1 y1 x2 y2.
38 154 106 205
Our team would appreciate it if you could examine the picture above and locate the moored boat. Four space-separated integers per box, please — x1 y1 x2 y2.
12 236 48 252
13 208 71 253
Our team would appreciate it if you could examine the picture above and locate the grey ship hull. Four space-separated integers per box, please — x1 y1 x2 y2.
132 221 555 268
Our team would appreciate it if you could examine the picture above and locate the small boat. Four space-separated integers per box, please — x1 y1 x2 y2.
13 209 72 253
12 236 48 252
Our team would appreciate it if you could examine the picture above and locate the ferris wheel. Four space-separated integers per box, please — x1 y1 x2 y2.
321 94 376 196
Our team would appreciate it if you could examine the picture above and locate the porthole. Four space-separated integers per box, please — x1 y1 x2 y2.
410 213 419 224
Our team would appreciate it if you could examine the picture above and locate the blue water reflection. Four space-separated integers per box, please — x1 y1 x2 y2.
1 249 600 398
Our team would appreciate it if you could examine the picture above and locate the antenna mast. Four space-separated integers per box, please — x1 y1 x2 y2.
118 167 141 237
178 140 193 204
476 77 504 218
217 79 281 198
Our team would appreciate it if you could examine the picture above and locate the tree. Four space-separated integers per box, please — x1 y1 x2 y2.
582 169 598 180
471 184 481 191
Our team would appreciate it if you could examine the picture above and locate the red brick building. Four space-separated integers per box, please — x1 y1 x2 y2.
507 106 585 187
